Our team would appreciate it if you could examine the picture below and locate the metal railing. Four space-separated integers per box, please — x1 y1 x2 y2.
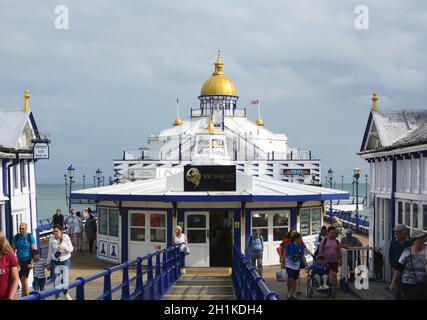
231 246 279 300
19 245 183 300
339 246 385 289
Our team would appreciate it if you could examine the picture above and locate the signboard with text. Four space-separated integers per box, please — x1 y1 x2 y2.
33 143 49 159
282 169 311 177
184 165 236 191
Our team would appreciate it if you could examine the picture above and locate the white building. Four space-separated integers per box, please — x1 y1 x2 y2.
359 92 427 280
0 90 44 240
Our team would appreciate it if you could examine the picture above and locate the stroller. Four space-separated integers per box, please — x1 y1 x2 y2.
306 271 335 299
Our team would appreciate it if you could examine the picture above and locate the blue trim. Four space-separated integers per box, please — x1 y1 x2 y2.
121 207 128 263
233 209 241 251
244 208 251 260
27 161 33 233
290 207 297 230
29 112 39 137
177 209 184 232
390 157 397 240
360 112 373 152
3 160 10 239
19 160 23 193
71 192 349 203
167 209 173 247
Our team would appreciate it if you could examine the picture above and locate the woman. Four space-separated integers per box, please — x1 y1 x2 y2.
0 231 19 300
46 225 74 300
73 211 84 252
284 232 307 300
390 229 427 300
85 212 97 253
172 226 187 274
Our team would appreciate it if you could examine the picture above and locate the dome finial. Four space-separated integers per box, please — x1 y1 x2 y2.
173 98 182 126
371 90 378 112
23 89 30 113
213 50 224 75
206 116 215 134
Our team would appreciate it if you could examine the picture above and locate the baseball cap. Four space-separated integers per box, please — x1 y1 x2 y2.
410 229 426 239
344 228 352 234
394 224 408 232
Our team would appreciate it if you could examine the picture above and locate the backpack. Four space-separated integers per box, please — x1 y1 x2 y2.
249 235 264 252
315 237 339 258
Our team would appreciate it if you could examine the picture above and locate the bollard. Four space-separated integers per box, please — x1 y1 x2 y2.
75 277 86 300
103 268 112 300
135 258 143 300
121 263 130 300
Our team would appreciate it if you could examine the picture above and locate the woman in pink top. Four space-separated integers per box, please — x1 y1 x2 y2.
0 231 19 300
318 226 342 289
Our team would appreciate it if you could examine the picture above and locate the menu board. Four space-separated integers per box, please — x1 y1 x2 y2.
311 209 321 235
98 208 108 235
109 209 119 237
299 209 310 236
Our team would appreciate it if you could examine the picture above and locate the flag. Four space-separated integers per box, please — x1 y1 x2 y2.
250 99 259 105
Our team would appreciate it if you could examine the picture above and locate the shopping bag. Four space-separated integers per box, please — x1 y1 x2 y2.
183 246 191 256
276 269 288 282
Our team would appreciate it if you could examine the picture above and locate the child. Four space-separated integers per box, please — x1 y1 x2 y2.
284 233 307 300
308 255 330 290
28 249 47 291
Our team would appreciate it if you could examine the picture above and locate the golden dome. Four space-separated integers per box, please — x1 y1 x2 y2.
200 50 237 96
256 117 264 126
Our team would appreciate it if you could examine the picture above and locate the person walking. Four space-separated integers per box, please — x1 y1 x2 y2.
284 232 307 300
52 209 64 229
73 212 84 252
390 229 427 300
340 228 363 280
85 212 97 253
388 224 410 300
46 225 73 300
0 231 19 300
65 209 76 242
28 249 47 292
11 223 36 297
318 226 342 290
246 229 264 276
172 226 187 274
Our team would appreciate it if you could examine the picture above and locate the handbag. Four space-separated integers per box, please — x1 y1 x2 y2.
183 246 191 256
276 269 288 282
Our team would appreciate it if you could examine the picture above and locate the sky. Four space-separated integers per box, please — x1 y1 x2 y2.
0 0 426 184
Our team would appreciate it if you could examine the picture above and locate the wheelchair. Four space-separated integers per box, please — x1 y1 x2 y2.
306 272 335 299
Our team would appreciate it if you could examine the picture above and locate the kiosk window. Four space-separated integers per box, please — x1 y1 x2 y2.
130 213 146 242
273 212 289 241
98 207 119 237
252 213 268 241
150 213 166 243
98 207 108 235
299 208 322 237
423 205 427 232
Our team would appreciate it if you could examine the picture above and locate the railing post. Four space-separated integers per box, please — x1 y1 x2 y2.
75 277 86 300
103 268 112 300
147 254 155 300
121 262 130 300
155 253 162 299
135 258 143 300
162 250 168 292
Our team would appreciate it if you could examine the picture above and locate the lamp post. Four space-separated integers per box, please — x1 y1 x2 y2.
82 174 86 189
96 168 102 187
365 174 368 205
102 175 105 186
64 174 68 206
67 164 75 212
327 168 333 222
354 168 361 232
109 176 113 185
352 178 355 197
311 171 316 185
341 175 344 190
114 171 120 184
93 175 96 188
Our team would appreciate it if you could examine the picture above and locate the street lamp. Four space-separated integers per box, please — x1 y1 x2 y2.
311 171 316 185
352 178 355 197
327 168 334 222
365 174 368 205
82 174 86 189
354 167 361 232
109 176 113 185
93 175 96 188
67 164 75 212
341 175 344 190
64 174 68 206
102 175 105 186
114 171 120 184
96 168 102 187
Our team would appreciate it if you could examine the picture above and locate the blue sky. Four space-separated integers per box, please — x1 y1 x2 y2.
0 0 426 183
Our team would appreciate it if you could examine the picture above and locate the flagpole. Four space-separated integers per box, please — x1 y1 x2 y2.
177 98 180 119
258 99 261 119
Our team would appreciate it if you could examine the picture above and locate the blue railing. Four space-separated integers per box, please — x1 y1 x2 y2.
231 246 279 300
19 245 182 300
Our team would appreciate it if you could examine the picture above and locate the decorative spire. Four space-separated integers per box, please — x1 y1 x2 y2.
256 117 264 126
213 49 224 75
23 89 30 113
371 90 378 112
206 116 215 134
173 98 182 126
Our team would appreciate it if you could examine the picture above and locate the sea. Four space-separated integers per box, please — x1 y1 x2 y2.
35 182 369 221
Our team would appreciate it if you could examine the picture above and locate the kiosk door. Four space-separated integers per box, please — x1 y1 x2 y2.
185 212 209 267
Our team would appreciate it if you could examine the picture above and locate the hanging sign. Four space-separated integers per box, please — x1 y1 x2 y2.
282 169 311 177
33 143 49 159
184 165 236 191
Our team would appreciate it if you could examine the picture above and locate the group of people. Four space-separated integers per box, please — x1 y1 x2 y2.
0 207 97 300
52 208 97 253
247 225 365 300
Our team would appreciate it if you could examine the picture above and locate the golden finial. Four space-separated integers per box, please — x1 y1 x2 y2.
206 116 215 134
173 98 182 126
23 89 30 113
213 50 224 75
256 117 264 126
371 90 378 112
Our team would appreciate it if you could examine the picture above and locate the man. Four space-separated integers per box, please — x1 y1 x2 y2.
388 224 410 300
52 208 64 229
340 228 363 280
246 229 264 276
318 226 342 290
65 209 76 241
11 223 36 297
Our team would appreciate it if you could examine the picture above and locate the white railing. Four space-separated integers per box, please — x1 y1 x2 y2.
340 247 385 283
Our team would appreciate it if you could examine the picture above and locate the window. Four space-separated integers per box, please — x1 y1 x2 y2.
398 201 403 224
252 213 269 241
130 213 145 241
273 212 289 241
423 205 427 232
404 202 410 226
412 204 419 229
98 207 119 237
150 214 166 242
20 161 27 188
13 164 18 189
299 208 322 237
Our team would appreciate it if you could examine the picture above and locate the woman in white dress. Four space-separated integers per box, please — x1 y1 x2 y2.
172 226 187 274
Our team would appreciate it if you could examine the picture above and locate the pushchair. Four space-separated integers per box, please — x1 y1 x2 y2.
306 271 335 299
